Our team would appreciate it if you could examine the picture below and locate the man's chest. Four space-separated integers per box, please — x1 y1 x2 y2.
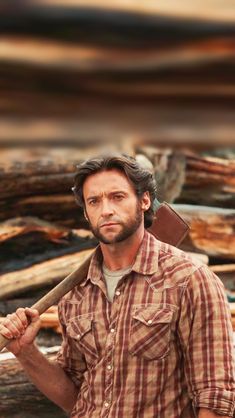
63 275 181 366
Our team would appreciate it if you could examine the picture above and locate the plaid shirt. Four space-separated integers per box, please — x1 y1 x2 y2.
57 231 235 418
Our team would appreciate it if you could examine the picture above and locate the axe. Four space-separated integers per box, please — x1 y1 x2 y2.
0 202 189 352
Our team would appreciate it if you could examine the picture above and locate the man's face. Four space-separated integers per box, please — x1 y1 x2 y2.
83 169 148 244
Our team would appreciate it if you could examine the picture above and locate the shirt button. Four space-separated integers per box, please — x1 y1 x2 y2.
104 402 110 408
110 328 115 333
115 290 121 296
107 364 112 370
148 319 153 324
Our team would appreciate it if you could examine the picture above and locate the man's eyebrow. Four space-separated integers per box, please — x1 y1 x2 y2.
110 190 127 194
85 194 99 201
86 190 127 200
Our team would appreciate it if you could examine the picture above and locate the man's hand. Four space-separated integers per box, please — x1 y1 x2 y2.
0 307 41 356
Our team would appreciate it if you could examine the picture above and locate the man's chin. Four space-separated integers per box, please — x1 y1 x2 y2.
98 233 121 245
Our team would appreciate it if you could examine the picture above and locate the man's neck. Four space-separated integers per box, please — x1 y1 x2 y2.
100 225 145 271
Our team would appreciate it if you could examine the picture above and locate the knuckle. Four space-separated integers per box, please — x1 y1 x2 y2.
16 308 25 314
5 317 12 326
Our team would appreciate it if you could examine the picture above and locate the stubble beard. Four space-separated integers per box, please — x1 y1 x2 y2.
87 203 143 244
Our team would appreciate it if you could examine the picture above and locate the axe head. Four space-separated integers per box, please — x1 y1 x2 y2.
148 202 189 247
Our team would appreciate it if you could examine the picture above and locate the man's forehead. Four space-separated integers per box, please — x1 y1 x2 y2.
83 169 134 195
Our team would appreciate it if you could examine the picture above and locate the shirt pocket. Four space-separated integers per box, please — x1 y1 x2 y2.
66 313 99 366
129 306 174 361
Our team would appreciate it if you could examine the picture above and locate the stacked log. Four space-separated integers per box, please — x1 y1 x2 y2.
0 2 235 148
138 146 235 207
0 145 234 304
0 1 235 415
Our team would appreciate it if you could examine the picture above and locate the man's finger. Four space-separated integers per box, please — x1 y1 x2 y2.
15 308 29 328
0 323 16 339
8 313 24 332
25 308 40 323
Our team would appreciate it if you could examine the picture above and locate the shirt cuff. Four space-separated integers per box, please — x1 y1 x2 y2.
193 388 235 417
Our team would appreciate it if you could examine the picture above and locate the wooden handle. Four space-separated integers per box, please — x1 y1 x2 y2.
0 253 93 352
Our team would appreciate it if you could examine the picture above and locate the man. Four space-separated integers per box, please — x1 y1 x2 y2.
0 153 234 418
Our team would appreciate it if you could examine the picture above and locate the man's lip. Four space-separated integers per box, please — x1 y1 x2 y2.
100 222 119 228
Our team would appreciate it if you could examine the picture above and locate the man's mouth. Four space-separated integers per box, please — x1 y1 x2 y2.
100 222 119 228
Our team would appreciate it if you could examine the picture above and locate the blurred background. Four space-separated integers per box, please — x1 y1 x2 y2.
0 1 235 417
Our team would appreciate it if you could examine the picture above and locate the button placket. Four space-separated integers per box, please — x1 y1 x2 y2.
102 319 117 417
102 287 124 417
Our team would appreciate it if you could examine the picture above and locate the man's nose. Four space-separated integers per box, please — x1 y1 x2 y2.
101 199 114 217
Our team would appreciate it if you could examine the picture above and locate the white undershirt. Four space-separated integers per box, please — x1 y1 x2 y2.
102 263 132 302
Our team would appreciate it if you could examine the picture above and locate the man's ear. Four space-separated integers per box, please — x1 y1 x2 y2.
140 191 151 212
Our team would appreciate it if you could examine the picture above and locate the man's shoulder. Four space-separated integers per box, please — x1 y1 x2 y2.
152 235 206 284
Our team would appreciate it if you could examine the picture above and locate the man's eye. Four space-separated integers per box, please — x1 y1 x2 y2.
88 199 97 206
114 194 124 200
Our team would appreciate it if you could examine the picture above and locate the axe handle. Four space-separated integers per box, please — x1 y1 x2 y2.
0 253 92 352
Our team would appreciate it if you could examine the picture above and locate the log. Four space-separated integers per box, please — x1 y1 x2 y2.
0 147 96 199
174 204 235 260
179 153 235 207
0 248 94 300
136 148 186 203
0 349 66 417
1 36 235 78
0 217 96 274
0 194 83 226
1 107 235 148
138 147 235 207
0 217 70 244
1 2 235 47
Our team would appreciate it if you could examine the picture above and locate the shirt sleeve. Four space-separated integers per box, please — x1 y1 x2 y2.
56 299 87 388
178 265 235 417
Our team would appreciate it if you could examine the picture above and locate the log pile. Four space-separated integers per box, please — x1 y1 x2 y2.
0 1 235 416
0 147 235 303
0 1 235 148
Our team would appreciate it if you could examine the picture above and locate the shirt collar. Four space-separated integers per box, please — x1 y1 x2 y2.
81 230 159 287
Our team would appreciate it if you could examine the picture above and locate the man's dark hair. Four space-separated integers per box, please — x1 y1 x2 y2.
72 153 157 228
